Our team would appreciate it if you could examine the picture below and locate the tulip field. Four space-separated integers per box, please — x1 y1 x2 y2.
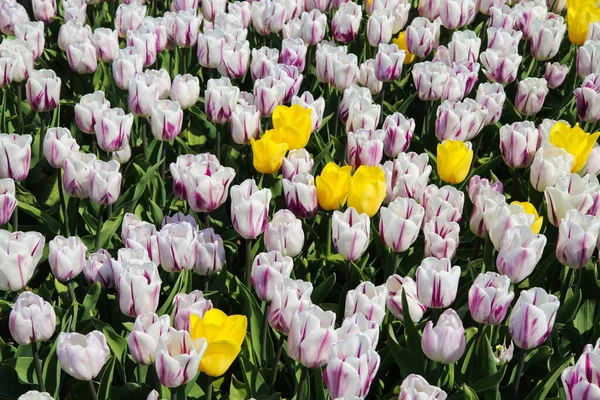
4 0 600 399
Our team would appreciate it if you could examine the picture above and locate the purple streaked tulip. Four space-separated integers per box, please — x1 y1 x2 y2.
418 0 441 20
300 10 327 46
345 281 388 325
156 222 197 272
0 2 29 36
112 47 144 90
201 0 227 22
399 375 447 400
196 28 228 69
32 0 57 24
435 99 487 142
529 17 565 61
218 40 251 80
251 46 279 81
67 39 97 75
509 287 559 349
422 185 464 222
94 107 134 152
439 0 476 29
386 275 427 323
150 100 183 141
315 41 346 84
545 173 599 226
379 197 424 252
63 152 96 198
173 290 213 331
83 249 114 288
382 113 414 157
280 38 307 73
337 313 379 350
489 6 515 29
57 331 110 381
484 201 536 250
480 47 522 84
339 84 372 125
499 121 540 169
347 129 385 169
406 17 438 58
88 160 122 205
331 55 359 92
171 0 199 11
115 2 147 37
448 30 480 63
421 309 466 364
530 142 574 192
282 173 318 219
0 39 34 84
556 209 600 269
231 179 272 240
515 77 548 116
173 9 201 48
367 9 395 47
0 134 31 182
513 2 547 39
468 175 504 203
146 69 171 100
469 187 505 237
252 0 287 35
75 91 110 135
374 43 405 82
0 179 17 226
423 217 460 260
43 127 79 169
9 291 56 346
575 73 600 123
206 77 241 124
58 20 91 52
63 0 87 24
0 230 45 292
251 251 293 302
181 161 235 213
126 30 157 68
412 61 452 101
254 77 286 117
561 340 600 400
359 59 383 95
486 27 522 50
230 104 261 144
121 214 160 265
346 99 381 133
332 2 362 43
128 313 171 365
468 272 514 325
15 22 45 60
383 152 432 202
332 207 370 262
322 333 380 399
578 40 600 78
155 330 207 387
128 73 159 117
264 210 304 257
476 82 506 125
496 225 546 283
268 278 313 333
194 228 226 276
26 69 61 112
171 74 200 110
0 56 15 88
288 305 337 368
114 260 162 317
169 153 218 200
415 257 460 309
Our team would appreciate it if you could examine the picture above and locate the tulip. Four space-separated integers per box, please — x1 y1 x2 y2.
575 73 600 123
367 9 395 46
399 375 447 400
415 257 460 309
189 308 247 376
346 99 381 136
251 47 279 81
337 313 379 350
382 113 415 158
252 0 286 35
113 48 144 90
422 185 464 219
170 74 199 110
251 251 293 302
383 152 432 202
556 209 600 269
42 127 79 170
14 22 45 61
332 2 362 43
339 84 373 125
0 134 31 183
550 121 600 173
74 91 110 135
508 201 542 235
26 69 61 112
88 28 118 63
515 77 548 116
468 175 504 202
530 142 574 192
57 331 110 381
440 0 476 29
115 2 147 37
299 10 327 46
172 0 199 11
332 207 370 262
577 40 600 78
282 173 319 219
386 275 427 323
217 40 250 80
282 149 314 181
0 179 16 226
345 165 386 218
66 40 97 75
448 30 480 64
63 0 87 24
172 9 201 48
9 292 56 346
509 287 559 349
83 249 114 289
497 226 547 283
346 130 385 169
182 160 236 214
412 61 451 101
94 107 133 153
421 308 466 363
358 59 383 95
125 30 157 68
0 2 29 36
18 391 53 400
567 0 600 45
155 330 207 387
48 235 87 283
194 228 226 276
162 213 197 228
156 222 198 273
561 340 600 400
499 121 540 169
206 77 241 124
173 291 213 331
436 140 473 185
115 261 162 317
345 282 388 325
435 99 487 142
379 198 424 253
374 43 405 82
487 27 521 50
197 28 227 69
146 69 171 101
63 152 96 198
127 313 171 365
287 305 337 368
250 133 289 175
230 179 272 240
280 38 307 73
121 213 159 264
423 217 460 260
391 31 415 65
88 160 122 205
529 17 566 61
32 0 57 23
406 17 437 58
170 153 217 200
468 272 514 325
263 210 304 257
268 277 313 333
480 47 522 84
202 0 227 21
0 230 44 291
316 162 352 211
128 73 159 118
484 201 536 250
150 100 183 141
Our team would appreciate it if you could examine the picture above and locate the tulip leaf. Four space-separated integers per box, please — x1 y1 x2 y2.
16 201 60 235
5 357 37 385
97 356 116 400
238 354 269 397
92 318 128 363
42 331 62 399
469 364 507 394
230 375 249 400
0 364 33 398
0 300 12 319
311 273 336 305
524 354 574 400
556 289 582 324
387 323 425 377
462 384 479 400
574 299 596 335
156 269 189 316
81 282 102 321
401 290 423 356
113 161 163 215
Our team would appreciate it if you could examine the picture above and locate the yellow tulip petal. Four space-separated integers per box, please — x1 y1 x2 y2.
213 315 248 345
393 31 415 64
271 105 313 150
250 136 289 174
437 140 473 184
550 122 600 172
347 165 387 217
316 162 352 210
511 201 544 234
199 340 242 377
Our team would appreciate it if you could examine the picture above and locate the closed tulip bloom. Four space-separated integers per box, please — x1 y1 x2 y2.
336 312 380 349
577 40 600 78
383 152 432 202
172 9 201 48
9 292 56 346
182 160 236 214
202 0 227 21
121 214 159 265
264 210 304 257
288 305 337 368
386 275 427 323
497 226 546 283
250 132 289 175
499 121 540 169
468 272 514 325
172 290 213 331
358 59 383 95
15 22 45 60
155 329 207 387
48 235 87 282
125 30 157 68
0 230 45 291
116 261 162 317
367 9 395 46
251 251 293 301
57 331 110 381
74 91 110 135
280 38 307 73
0 134 32 182
189 308 247 376
57 20 90 51
94 108 133 152
67 40 97 75
556 209 600 269
230 179 272 240
170 74 199 110
299 10 326 46
332 207 370 262
197 28 227 69
346 129 384 169
511 201 543 234
18 391 54 400
89 159 122 205
406 17 437 58
584 146 600 176
468 175 504 202
270 104 313 151
316 162 352 211
416 257 460 308
194 228 226 276
399 374 447 400
374 43 405 82
252 0 286 35
476 82 506 125
515 77 548 116
150 100 183 141
217 40 250 80
412 61 451 101
346 99 381 136
127 313 171 365
282 173 319 219
448 30 480 63
345 282 388 325
170 153 218 200
561 340 600 400
530 142 574 192
339 84 373 125
83 249 114 288
530 18 566 61
567 0 600 45
0 179 17 226
440 0 476 29
282 149 314 181
575 73 600 122
26 69 61 112
421 184 465 218
380 198 424 253
347 165 386 217
251 46 280 81
63 152 96 198
480 47 522 84
486 27 522 51
484 201 536 250
382 113 414 157
113 48 144 90
391 31 416 65
43 127 79 169
0 2 30 35
156 222 197 272
435 99 487 142
206 77 241 124
115 2 146 37
128 73 159 118
423 217 460 260
421 308 466 364
437 140 473 184
509 287 559 349
332 2 362 43
63 0 87 24
33 0 57 23
550 121 600 173
172 0 199 11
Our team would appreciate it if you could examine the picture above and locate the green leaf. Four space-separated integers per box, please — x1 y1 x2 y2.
401 290 422 355
230 375 249 400
386 324 425 376
238 354 269 397
556 289 581 324
92 318 128 363
17 201 60 233
5 357 37 384
311 273 336 304
97 356 116 400
42 337 61 398
574 299 596 335
81 282 102 321
470 365 507 393
524 354 574 400
462 384 479 400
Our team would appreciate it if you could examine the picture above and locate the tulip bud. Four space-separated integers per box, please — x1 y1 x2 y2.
206 77 241 123
406 17 437 58
440 0 476 29
575 73 600 123
155 330 207 387
0 179 17 226
280 38 307 73
386 275 427 323
193 228 226 276
412 61 453 101
400 375 447 400
42 127 79 169
170 153 218 200
67 39 97 75
346 99 381 133
509 287 559 349
170 74 199 110
57 331 110 381
282 173 318 219
150 100 183 141
115 2 147 37
127 313 170 365
173 9 201 48
157 222 197 272
63 152 96 198
346 129 384 169
515 77 548 116
231 179 272 240
379 197 424 252
15 22 45 60
383 152 432 202
0 230 44 291
128 73 159 118
9 292 56 346
263 210 304 257
497 226 546 283
476 82 506 125
332 207 370 262
74 91 110 135
251 251 293 302
182 161 235 213
555 209 600 269
578 40 600 77
202 0 227 21
300 10 327 45
83 249 114 289
162 212 196 228
499 121 540 169
374 43 405 83
422 308 466 363
584 146 600 176
33 0 57 24
332 2 362 43
18 391 54 400
480 47 522 84
561 340 600 400
126 30 157 68
545 173 599 225
435 99 487 142
530 17 566 61
115 261 162 317
173 291 213 331
530 142 574 192
468 272 514 325
345 282 388 325
487 27 521 50
112 48 144 90
358 59 383 95
423 217 460 260
268 278 313 333
436 139 473 185
197 28 227 69
416 257 460 308
26 69 61 112
48 235 87 283
282 149 313 181
0 134 31 183
288 305 337 368
88 160 122 205
63 0 87 24
382 113 414 157
367 9 395 47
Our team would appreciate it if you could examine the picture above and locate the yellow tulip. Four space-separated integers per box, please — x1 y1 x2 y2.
511 201 543 234
347 165 387 217
271 104 313 150
316 162 353 210
567 0 600 45
250 131 289 174
190 308 248 377
437 140 474 184
392 31 415 64
549 121 600 173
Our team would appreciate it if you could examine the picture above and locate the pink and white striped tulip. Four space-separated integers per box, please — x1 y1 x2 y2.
9 291 56 346
386 275 427 323
509 287 559 349
415 257 460 309
496 225 546 283
379 197 424 253
288 305 337 368
127 313 171 365
332 207 370 262
421 308 466 363
468 272 514 325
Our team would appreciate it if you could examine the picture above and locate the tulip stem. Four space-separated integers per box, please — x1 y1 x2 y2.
215 124 222 162
68 281 77 303
89 380 99 400
270 334 284 389
560 267 574 304
261 302 269 363
95 205 105 251
380 85 386 114
142 123 149 162
160 142 167 186
1 86 6 132
17 83 23 134
39 114 45 161
333 94 340 138
513 349 527 397
245 238 253 289
31 341 46 392
58 169 70 236
204 213 210 229
72 198 80 236
206 376 213 400
434 362 444 388
297 366 308 400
